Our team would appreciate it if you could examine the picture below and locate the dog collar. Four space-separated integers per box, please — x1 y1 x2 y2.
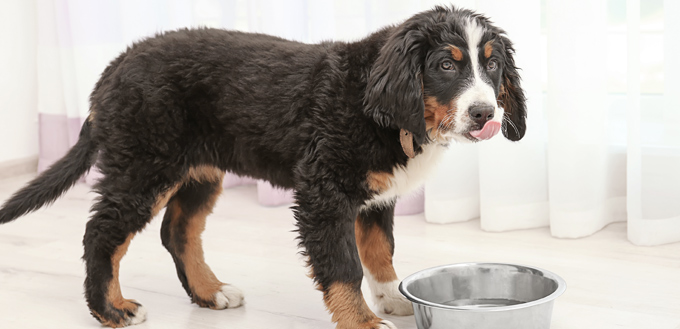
400 129 415 158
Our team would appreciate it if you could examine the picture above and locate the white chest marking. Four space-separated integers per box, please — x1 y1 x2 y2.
363 143 447 209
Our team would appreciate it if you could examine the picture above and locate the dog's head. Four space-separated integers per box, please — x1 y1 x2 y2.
364 6 527 153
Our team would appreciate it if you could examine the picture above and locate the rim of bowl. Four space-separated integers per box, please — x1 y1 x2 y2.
398 262 567 312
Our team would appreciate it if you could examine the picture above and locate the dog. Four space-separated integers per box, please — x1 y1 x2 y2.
0 6 525 329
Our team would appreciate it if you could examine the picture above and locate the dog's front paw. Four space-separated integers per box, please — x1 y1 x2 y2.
213 284 245 309
368 280 414 316
375 291 413 316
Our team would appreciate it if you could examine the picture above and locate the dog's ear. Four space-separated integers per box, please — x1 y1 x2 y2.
498 36 527 141
364 21 428 149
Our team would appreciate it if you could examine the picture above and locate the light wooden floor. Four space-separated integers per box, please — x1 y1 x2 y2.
0 174 678 329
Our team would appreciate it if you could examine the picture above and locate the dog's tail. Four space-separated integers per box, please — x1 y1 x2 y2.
0 120 98 224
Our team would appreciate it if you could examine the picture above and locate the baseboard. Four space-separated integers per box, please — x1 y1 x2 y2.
0 156 38 180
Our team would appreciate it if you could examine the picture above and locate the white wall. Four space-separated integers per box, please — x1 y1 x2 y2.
0 0 38 164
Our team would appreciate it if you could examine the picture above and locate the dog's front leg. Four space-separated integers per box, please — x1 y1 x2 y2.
294 186 397 329
356 204 413 316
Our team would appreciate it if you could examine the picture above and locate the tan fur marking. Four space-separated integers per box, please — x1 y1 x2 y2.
87 107 96 123
90 311 109 327
355 219 398 283
91 310 129 328
151 183 181 218
152 166 223 218
367 171 393 193
187 165 224 183
424 95 457 139
447 44 463 61
484 40 494 59
325 282 382 329
168 171 225 308
99 234 139 327
178 186 225 308
499 76 516 110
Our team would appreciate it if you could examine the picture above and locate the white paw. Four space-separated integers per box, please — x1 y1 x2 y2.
213 284 245 309
363 269 414 316
125 302 147 326
378 319 398 329
373 283 413 316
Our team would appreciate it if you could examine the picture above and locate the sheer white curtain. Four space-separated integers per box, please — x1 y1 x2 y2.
27 0 680 245
0 1 38 164
545 0 621 238
625 0 680 245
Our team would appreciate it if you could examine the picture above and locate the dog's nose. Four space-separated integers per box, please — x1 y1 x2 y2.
468 104 495 127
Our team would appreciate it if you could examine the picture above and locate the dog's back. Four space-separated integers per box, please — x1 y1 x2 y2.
88 28 375 189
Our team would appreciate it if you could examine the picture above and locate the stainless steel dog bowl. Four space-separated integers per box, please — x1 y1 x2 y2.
399 263 566 329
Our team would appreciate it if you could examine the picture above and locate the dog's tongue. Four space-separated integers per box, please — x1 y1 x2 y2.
469 121 501 140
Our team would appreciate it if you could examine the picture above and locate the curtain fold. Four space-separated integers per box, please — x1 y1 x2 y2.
32 0 680 245
0 1 38 163
545 0 627 239
627 0 680 245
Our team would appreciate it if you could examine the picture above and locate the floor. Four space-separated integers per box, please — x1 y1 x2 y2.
0 174 678 329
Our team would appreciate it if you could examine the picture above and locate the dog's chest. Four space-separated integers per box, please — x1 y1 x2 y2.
364 143 447 209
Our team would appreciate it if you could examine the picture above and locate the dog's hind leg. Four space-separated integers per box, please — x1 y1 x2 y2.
160 167 244 309
83 171 181 327
355 204 413 316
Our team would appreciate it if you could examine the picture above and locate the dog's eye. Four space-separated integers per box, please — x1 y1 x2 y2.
487 60 498 71
441 61 454 71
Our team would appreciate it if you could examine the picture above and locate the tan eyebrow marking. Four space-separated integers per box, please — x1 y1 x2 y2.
446 44 463 61
484 40 494 58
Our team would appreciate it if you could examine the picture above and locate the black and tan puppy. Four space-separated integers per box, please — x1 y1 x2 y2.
0 6 525 329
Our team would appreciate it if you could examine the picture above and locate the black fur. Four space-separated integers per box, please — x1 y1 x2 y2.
0 5 525 326
364 16 430 149
0 121 97 224
497 36 527 141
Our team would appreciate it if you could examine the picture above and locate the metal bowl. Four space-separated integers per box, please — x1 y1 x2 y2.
399 263 566 329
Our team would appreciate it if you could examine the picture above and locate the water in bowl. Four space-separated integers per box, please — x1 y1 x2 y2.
443 298 525 309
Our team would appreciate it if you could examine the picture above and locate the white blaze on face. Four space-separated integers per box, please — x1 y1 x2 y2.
448 19 504 142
